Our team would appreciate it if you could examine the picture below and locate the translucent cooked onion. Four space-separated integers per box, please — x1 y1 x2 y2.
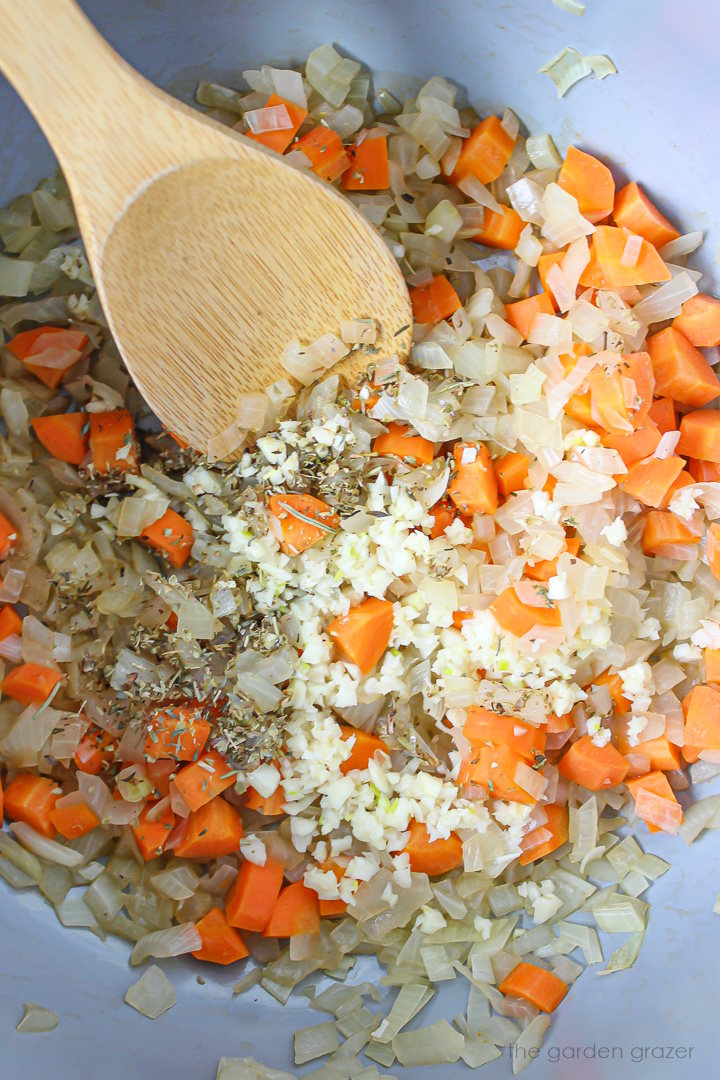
130 923 203 966
125 965 177 1019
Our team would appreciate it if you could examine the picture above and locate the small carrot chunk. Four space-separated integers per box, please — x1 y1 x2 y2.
451 116 515 185
620 455 685 508
494 452 530 497
245 768 285 816
132 801 176 861
490 585 561 639
673 293 720 348
140 508 194 569
7 326 88 389
682 684 720 762
499 962 568 1013
626 770 682 834
88 410 139 474
613 182 679 249
647 397 676 434
74 725 117 774
342 134 390 190
505 292 555 340
705 649 720 685
689 458 720 482
294 127 350 182
403 820 463 876
174 796 243 859
519 804 569 866
463 705 546 762
144 705 211 762
192 906 249 964
49 801 100 839
593 670 630 712
602 419 661 467
448 442 498 516
4 774 59 838
428 499 458 539
579 226 671 289
647 327 720 407
472 204 525 250
537 250 566 303
460 743 536 804
0 511 18 559
263 881 320 938
338 725 389 773
319 898 348 917
409 274 461 325
327 596 393 674
558 146 615 224
677 410 720 463
0 605 22 643
642 511 698 556
226 859 285 932
0 662 62 706
31 413 88 465
558 734 629 790
373 422 435 465
172 749 236 812
245 94 307 153
267 492 339 556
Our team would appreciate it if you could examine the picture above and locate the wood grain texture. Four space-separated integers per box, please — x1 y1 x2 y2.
0 0 411 453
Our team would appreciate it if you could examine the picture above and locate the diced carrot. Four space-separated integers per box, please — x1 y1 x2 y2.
146 759 176 799
263 881 320 938
498 961 568 1013
192 906 249 964
689 458 720 482
518 804 569 866
373 421 435 465
144 705 211 762
602 419 661 467
612 182 679 249
620 351 655 430
494 452 530 497
658 469 694 511
319 898 348 917
165 612 179 632
647 398 676 434
472 204 525 250
74 725 117 774
626 770 682 834
174 796 243 859
452 610 473 630
245 782 285 816
460 743 536 804
448 442 498 516
338 725 389 773
673 293 720 348
140 508 194 569
7 326 89 389
683 684 720 762
429 499 458 539
525 537 580 583
409 274 461 325
545 712 574 733
620 455 685 508
490 585 561 639
706 648 720 685
245 94 307 153
617 734 681 772
132 801 176 861
0 605 21 643
642 511 698 556
450 116 515 185
0 512 18 559
342 133 390 190
294 127 350 182
327 596 393 674
226 859 285 932
593 670 630 712
558 146 615 224
49 801 100 839
88 410 139 474
0 662 62 706
464 705 546 762
172 749 236 812
579 226 671 289
4 774 59 838
558 734 629 790
647 327 720 407
267 492 339 556
504 292 555 341
403 819 463 876
537 250 566 304
31 413 88 465
677 410 720 463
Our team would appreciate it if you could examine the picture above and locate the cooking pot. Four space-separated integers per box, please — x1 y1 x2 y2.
1 1 718 1076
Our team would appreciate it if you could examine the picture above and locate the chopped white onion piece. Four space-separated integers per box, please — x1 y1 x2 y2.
16 1003 59 1034
125 965 177 1019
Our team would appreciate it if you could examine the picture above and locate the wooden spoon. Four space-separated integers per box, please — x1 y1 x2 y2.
0 0 411 455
